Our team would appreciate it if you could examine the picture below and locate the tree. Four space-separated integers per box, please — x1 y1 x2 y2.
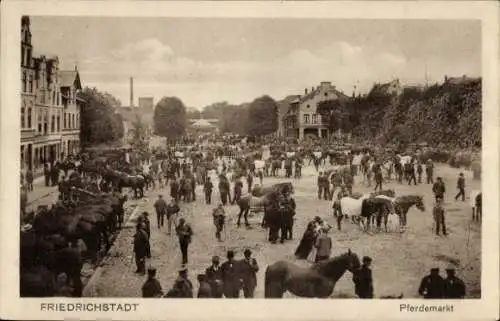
154 97 187 142
128 115 151 159
245 95 278 136
79 87 125 147
317 99 353 134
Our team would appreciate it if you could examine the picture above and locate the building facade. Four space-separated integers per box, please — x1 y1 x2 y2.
20 16 85 176
138 97 154 114
283 81 349 140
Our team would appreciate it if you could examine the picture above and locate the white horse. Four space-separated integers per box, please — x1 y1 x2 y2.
339 194 371 226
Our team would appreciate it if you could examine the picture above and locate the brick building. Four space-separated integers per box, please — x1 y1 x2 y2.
20 16 85 176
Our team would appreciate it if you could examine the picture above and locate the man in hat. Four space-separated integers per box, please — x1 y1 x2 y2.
221 250 241 298
176 218 193 265
212 203 226 241
140 212 152 258
166 198 180 235
141 267 163 298
154 194 167 229
418 268 445 298
196 274 212 298
204 176 214 205
240 249 259 298
178 268 194 298
353 256 374 299
432 177 446 202
205 255 224 298
443 265 466 298
314 226 332 263
317 172 324 200
426 159 434 184
454 173 466 202
133 223 149 275
433 198 447 236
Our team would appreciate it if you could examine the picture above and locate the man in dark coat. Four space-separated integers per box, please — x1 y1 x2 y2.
232 179 243 205
140 212 151 258
212 204 225 241
279 193 296 242
218 176 231 206
26 169 34 191
154 194 167 228
133 224 149 275
419 268 445 298
204 177 213 205
221 250 241 298
454 173 465 201
170 178 179 202
166 198 180 235
246 172 254 193
353 256 374 298
432 177 446 202
141 267 163 298
240 249 259 298
197 274 212 298
443 265 466 298
374 169 383 192
426 160 434 184
205 256 224 298
176 218 193 265
317 172 324 200
433 198 447 236
44 163 51 186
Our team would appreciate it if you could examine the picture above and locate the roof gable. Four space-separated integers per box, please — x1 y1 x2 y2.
58 70 82 89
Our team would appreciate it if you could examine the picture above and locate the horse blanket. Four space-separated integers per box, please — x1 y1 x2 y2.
339 195 370 217
255 160 265 169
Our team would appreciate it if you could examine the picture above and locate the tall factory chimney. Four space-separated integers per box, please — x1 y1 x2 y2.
130 77 134 108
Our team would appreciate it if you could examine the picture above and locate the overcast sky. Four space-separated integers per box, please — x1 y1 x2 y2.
30 17 481 109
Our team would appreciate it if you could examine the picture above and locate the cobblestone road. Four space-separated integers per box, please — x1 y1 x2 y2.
86 163 481 298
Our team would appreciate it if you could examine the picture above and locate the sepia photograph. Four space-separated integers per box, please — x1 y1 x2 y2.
1 1 499 320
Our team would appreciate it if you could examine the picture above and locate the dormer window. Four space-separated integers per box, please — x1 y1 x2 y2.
307 104 310 108
324 92 328 97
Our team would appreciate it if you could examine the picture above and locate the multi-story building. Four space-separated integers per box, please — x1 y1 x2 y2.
20 16 85 176
283 81 349 140
138 97 154 114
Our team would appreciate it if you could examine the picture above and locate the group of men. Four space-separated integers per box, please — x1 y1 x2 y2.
141 249 260 299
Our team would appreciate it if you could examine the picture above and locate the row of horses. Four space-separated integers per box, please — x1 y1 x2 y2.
21 189 127 297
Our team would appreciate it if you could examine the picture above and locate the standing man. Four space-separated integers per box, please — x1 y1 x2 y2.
176 218 193 265
443 265 466 298
205 256 224 298
133 223 149 275
426 160 434 184
139 212 151 258
314 227 332 262
218 175 231 206
432 177 446 202
317 172 324 200
416 162 423 184
353 256 374 299
44 163 51 187
212 203 226 241
246 171 254 193
221 250 241 298
26 168 34 191
240 249 259 298
418 268 445 298
204 176 213 205
141 267 163 298
232 178 243 205
154 195 167 229
433 198 447 236
454 173 466 201
170 177 179 203
374 168 383 192
166 198 180 235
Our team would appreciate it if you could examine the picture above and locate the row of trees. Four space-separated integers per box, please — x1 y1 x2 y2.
79 87 125 147
317 79 481 149
152 95 279 140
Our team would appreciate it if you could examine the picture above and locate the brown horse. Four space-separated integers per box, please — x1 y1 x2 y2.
251 182 294 197
264 250 361 298
237 192 278 227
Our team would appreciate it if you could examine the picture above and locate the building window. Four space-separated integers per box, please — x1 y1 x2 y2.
28 75 33 93
304 114 310 124
21 108 25 129
324 92 328 97
21 146 25 169
57 93 60 106
57 115 60 132
307 104 310 108
51 115 55 132
21 47 24 66
38 113 42 133
43 112 48 134
73 114 76 129
64 113 67 129
27 48 32 67
76 114 79 129
27 107 32 128
22 72 27 92
312 114 318 124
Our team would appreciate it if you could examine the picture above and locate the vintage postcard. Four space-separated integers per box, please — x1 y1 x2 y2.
1 0 499 320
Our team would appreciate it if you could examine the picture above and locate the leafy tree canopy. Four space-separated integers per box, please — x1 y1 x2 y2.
245 95 279 136
154 96 187 141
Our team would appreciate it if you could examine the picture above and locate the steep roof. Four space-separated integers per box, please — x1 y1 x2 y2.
59 70 82 89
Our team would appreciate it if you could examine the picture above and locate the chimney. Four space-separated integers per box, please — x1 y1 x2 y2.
130 77 134 108
305 88 308 95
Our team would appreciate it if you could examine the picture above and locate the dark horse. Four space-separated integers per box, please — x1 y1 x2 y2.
237 191 278 227
393 195 425 227
264 250 361 298
252 182 294 197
